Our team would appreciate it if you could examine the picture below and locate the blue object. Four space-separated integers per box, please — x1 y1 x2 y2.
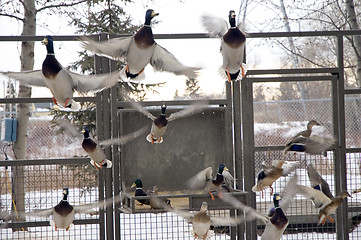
1 118 17 142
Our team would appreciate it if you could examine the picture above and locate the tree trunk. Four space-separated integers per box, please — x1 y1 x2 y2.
345 0 361 87
12 0 36 231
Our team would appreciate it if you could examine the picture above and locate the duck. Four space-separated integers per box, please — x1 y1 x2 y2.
129 101 206 144
80 9 199 81
252 160 300 198
297 167 352 225
202 10 247 82
56 119 146 169
284 135 336 155
130 179 171 209
187 164 235 200
261 174 298 240
158 201 245 239
286 120 320 146
1 35 120 111
82 126 112 169
4 188 124 231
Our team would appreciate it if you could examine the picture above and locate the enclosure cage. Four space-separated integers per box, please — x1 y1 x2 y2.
0 30 361 240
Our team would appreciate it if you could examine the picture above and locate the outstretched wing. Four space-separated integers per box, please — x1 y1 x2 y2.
279 174 298 211
1 70 46 87
99 126 147 147
73 193 124 214
80 36 132 61
55 119 82 139
221 193 269 224
187 167 213 190
70 70 120 93
222 169 235 189
129 101 157 120
281 161 300 176
201 15 229 38
307 164 334 199
167 102 207 122
150 44 200 79
297 185 332 210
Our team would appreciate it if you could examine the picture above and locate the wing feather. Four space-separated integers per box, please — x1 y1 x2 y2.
167 102 207 122
187 167 213 190
99 126 147 147
1 70 46 87
201 15 229 38
129 101 157 120
70 70 120 93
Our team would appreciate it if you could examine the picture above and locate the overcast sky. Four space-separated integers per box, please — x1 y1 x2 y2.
0 0 281 100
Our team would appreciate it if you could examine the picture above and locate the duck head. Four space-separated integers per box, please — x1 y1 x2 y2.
307 120 320 130
42 35 55 54
145 9 159 26
228 10 236 28
131 179 143 188
273 193 281 208
200 202 208 212
339 190 352 199
160 104 167 116
218 163 228 174
62 187 69 201
81 126 90 139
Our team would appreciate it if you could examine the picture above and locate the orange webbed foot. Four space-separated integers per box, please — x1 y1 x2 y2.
209 191 215 200
328 216 334 223
225 67 231 82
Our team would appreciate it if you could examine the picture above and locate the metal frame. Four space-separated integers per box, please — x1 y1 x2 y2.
0 30 360 239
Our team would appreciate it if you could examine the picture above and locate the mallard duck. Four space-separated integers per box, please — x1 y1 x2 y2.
1 35 119 111
4 188 124 231
56 119 146 169
261 174 298 240
129 101 206 144
252 160 300 198
307 164 333 199
284 135 336 155
297 184 351 225
286 120 320 146
202 10 247 82
157 201 244 239
82 127 112 169
187 164 234 200
130 179 171 209
80 9 199 81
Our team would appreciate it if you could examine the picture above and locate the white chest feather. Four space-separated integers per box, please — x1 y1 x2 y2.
127 40 155 73
261 221 289 240
44 69 74 106
52 209 75 229
221 41 244 73
87 146 106 164
150 123 167 140
193 222 211 238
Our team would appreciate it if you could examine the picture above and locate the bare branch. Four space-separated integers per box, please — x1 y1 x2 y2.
0 13 24 22
36 0 88 13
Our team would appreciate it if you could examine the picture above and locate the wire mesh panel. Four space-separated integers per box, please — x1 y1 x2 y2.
119 210 236 240
0 160 100 240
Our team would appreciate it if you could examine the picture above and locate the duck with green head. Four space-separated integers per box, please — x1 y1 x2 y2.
187 164 235 200
1 36 120 111
129 101 206 144
82 126 112 169
202 10 247 82
81 9 199 81
131 179 171 209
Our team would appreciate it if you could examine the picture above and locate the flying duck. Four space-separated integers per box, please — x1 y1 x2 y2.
1 35 120 110
297 165 352 225
80 9 199 81
202 10 247 82
129 101 206 144
130 179 171 209
56 119 146 169
284 135 336 155
158 201 245 239
252 160 300 198
187 164 235 200
82 126 112 169
261 174 298 240
4 188 124 231
286 120 320 146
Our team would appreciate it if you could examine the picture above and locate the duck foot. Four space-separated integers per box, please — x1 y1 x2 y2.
52 97 58 105
240 65 245 77
225 67 231 82
328 216 334 223
66 225 70 231
269 185 274 196
209 191 215 200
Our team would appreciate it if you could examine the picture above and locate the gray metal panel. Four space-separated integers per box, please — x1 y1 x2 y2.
119 106 230 191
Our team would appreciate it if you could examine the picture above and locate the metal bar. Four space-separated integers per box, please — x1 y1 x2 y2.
232 80 243 240
246 68 339 75
0 157 90 166
1 29 361 42
95 33 106 240
241 78 257 240
246 75 334 83
334 35 348 240
3 219 100 228
0 97 95 104
116 99 228 108
224 81 233 182
344 88 361 95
